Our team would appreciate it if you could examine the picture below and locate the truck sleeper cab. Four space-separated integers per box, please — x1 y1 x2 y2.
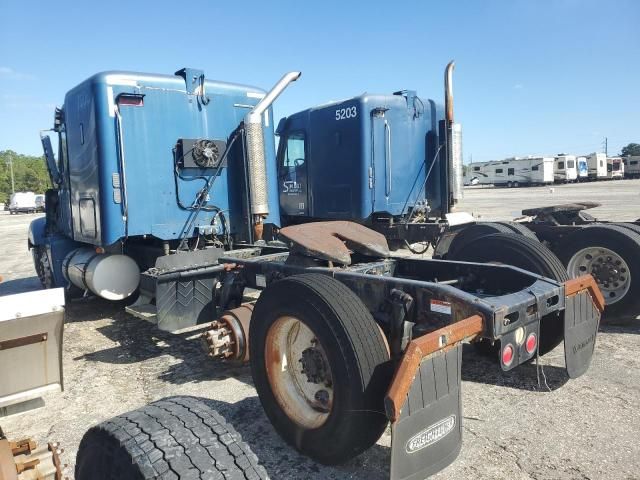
30 67 300 329
276 90 453 225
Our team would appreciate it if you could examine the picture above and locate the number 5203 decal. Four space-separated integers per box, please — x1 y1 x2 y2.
335 106 357 120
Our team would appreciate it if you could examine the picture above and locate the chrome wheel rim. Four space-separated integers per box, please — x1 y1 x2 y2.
265 316 334 429
567 246 631 305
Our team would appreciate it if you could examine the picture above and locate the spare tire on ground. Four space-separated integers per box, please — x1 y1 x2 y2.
75 396 268 480
448 233 569 356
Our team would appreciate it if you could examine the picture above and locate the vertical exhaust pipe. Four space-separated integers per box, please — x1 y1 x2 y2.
245 71 301 240
444 61 463 210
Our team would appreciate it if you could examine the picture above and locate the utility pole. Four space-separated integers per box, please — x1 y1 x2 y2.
6 152 15 194
602 137 608 157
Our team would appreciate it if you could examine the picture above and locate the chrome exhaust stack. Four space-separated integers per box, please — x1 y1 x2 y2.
445 61 463 208
245 71 301 239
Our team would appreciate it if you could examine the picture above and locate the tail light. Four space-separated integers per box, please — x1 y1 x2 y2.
502 344 514 367
116 93 145 107
525 333 537 354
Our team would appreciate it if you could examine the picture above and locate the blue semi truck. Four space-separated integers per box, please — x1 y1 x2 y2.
274 73 640 321
28 64 607 480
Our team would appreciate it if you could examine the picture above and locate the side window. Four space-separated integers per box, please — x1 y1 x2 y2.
631 161 638 166
281 133 306 168
600 160 604 167
473 166 480 171
567 160 575 168
495 168 503 174
558 161 565 170
532 165 539 171
507 168 515 176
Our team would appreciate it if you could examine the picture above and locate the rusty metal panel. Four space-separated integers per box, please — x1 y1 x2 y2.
279 221 390 265
0 289 64 409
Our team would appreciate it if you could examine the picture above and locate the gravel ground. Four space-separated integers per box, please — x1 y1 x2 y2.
0 180 639 479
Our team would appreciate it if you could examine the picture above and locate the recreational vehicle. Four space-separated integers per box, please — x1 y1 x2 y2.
586 152 607 180
466 157 553 187
623 156 640 178
607 157 624 179
553 154 577 183
576 156 588 180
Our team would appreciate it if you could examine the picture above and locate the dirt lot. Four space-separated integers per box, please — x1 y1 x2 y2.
1 180 639 479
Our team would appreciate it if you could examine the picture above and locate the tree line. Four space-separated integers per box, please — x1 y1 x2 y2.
0 150 51 204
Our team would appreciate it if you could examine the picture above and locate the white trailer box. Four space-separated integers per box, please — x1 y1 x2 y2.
607 157 624 179
586 153 607 179
8 191 37 214
466 157 553 187
554 155 577 183
623 156 640 178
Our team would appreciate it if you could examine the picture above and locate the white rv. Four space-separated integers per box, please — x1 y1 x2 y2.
466 157 554 187
623 156 640 178
606 157 624 179
9 192 37 214
576 156 588 180
553 155 578 183
585 153 607 180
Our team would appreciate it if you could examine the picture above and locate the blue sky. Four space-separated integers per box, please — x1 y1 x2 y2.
0 0 638 161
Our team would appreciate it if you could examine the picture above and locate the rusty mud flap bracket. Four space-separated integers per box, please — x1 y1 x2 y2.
563 275 604 379
384 316 483 480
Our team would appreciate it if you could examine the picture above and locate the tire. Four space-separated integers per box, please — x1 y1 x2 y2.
513 181 519 188
507 181 513 188
32 245 53 288
492 221 538 240
249 274 391 465
557 224 640 321
75 396 268 480
449 233 569 355
447 222 515 258
614 222 640 236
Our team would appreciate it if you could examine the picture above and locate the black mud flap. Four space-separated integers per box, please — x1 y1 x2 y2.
564 290 600 378
390 345 463 480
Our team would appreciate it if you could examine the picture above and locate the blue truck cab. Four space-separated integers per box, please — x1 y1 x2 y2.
276 90 448 226
32 68 282 292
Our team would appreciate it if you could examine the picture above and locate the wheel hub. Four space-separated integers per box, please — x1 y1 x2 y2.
300 345 332 386
265 316 334 429
567 246 631 304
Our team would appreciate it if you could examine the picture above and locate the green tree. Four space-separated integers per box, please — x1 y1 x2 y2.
0 150 52 204
621 143 640 157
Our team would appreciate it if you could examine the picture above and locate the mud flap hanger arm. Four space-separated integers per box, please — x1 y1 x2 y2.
384 314 483 423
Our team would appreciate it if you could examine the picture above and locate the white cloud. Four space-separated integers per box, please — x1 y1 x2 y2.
0 67 35 80
513 83 524 90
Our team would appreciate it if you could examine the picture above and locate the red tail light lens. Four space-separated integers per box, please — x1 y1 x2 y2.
525 333 537 354
117 94 144 107
502 344 514 366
